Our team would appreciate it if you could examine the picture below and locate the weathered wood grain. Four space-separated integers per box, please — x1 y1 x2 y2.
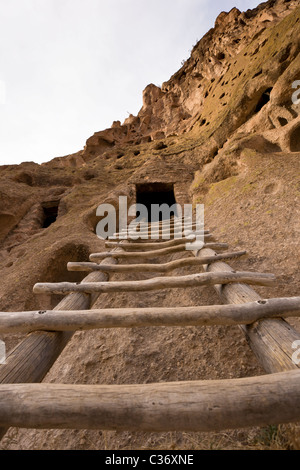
90 242 228 260
0 297 299 333
33 271 276 295
105 233 213 250
195 247 300 373
67 251 247 273
0 370 300 431
0 246 124 440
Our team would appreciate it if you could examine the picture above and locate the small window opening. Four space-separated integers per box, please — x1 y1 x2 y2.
254 87 272 113
42 201 59 228
216 52 225 60
135 183 177 222
278 117 288 127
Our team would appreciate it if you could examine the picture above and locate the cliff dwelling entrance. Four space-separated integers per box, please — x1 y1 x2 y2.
254 87 273 113
42 201 59 228
135 183 177 222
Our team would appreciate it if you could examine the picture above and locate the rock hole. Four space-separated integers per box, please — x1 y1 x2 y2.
251 46 260 56
278 117 288 127
42 201 60 229
154 142 168 150
13 172 33 186
135 182 177 222
254 87 272 113
252 69 262 79
216 52 225 60
279 43 292 63
83 170 96 180
264 183 277 194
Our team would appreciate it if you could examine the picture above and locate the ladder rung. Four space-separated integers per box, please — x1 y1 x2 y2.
90 242 228 261
105 233 213 249
1 297 299 333
111 226 208 238
68 251 247 273
33 271 276 295
122 222 203 232
0 369 300 431
139 216 192 225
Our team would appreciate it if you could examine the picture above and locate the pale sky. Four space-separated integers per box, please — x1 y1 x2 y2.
0 0 261 166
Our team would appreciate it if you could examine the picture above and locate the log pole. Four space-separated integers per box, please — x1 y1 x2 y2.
89 242 228 261
0 245 124 440
0 297 299 333
67 251 247 274
105 233 213 250
195 247 300 373
33 271 276 296
0 370 300 432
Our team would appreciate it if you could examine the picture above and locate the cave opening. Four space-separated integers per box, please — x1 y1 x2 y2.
42 201 59 228
278 116 288 127
254 87 273 113
135 183 177 222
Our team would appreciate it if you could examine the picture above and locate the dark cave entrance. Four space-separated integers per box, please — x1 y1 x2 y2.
135 183 177 222
42 201 59 228
254 87 273 113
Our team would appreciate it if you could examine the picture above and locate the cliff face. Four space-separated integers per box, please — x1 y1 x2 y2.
74 0 300 162
0 0 300 451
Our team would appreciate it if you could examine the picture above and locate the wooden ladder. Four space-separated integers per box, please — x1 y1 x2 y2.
0 218 300 438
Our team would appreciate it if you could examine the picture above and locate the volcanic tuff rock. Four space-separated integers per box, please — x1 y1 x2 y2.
79 0 300 161
0 0 300 450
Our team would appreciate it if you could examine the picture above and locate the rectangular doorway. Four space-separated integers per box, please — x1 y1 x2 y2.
135 183 177 222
